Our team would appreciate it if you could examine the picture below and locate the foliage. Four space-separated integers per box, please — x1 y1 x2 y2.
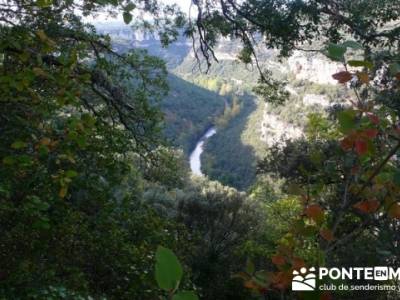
0 0 192 299
240 41 400 299
162 74 225 154
181 2 400 297
3 0 400 299
175 178 261 299
202 93 259 190
187 0 400 67
144 177 262 299
155 246 199 300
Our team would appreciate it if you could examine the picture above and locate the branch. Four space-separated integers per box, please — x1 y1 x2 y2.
356 141 400 197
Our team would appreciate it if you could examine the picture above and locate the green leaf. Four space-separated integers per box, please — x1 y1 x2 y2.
123 12 133 24
11 140 27 149
245 259 255 274
348 60 373 69
18 155 33 166
389 63 400 76
338 110 357 133
172 291 199 300
76 135 87 148
237 46 252 64
36 30 48 42
2 156 15 165
155 246 183 291
341 40 363 50
393 171 400 186
36 0 52 7
66 170 78 178
125 2 136 11
326 43 346 61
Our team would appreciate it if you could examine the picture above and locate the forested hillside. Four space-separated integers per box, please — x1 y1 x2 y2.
162 74 225 154
1 1 400 300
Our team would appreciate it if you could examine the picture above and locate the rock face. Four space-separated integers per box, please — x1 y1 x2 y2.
288 51 342 85
302 94 330 107
260 103 303 146
96 22 341 84
95 22 191 67
97 21 342 146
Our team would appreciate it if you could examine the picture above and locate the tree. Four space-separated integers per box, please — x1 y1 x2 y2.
176 178 261 299
241 43 400 298
0 1 190 298
182 0 400 298
187 0 400 104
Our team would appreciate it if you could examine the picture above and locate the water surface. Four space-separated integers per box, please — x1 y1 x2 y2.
189 127 217 176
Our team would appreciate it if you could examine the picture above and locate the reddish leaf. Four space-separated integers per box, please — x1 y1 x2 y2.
271 255 286 266
320 228 335 241
355 139 368 155
276 244 293 256
332 71 353 83
340 137 353 151
291 257 306 270
367 113 380 125
271 271 292 290
353 199 380 213
363 128 378 139
305 204 324 222
244 280 259 289
388 203 400 219
356 72 369 84
396 73 400 81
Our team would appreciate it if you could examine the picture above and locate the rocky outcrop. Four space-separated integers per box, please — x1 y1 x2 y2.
302 94 330 107
260 103 303 146
288 51 342 85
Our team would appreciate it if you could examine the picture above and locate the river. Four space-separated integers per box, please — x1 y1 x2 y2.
189 127 217 176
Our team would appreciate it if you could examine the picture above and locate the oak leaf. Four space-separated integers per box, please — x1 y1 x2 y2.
271 255 286 266
355 139 368 155
356 72 369 84
320 228 335 241
367 113 380 125
363 128 378 138
353 199 380 213
305 204 324 222
340 137 353 151
332 71 352 83
388 203 400 219
291 257 306 269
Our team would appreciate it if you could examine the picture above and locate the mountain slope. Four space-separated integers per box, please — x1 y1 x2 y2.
162 74 225 154
98 22 344 189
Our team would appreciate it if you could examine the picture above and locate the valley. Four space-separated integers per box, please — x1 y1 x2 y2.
3 1 399 299
97 21 343 190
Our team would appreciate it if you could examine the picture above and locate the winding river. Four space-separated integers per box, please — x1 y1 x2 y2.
189 127 217 176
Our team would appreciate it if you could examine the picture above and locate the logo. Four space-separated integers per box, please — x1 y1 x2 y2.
292 267 316 291
291 266 400 292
